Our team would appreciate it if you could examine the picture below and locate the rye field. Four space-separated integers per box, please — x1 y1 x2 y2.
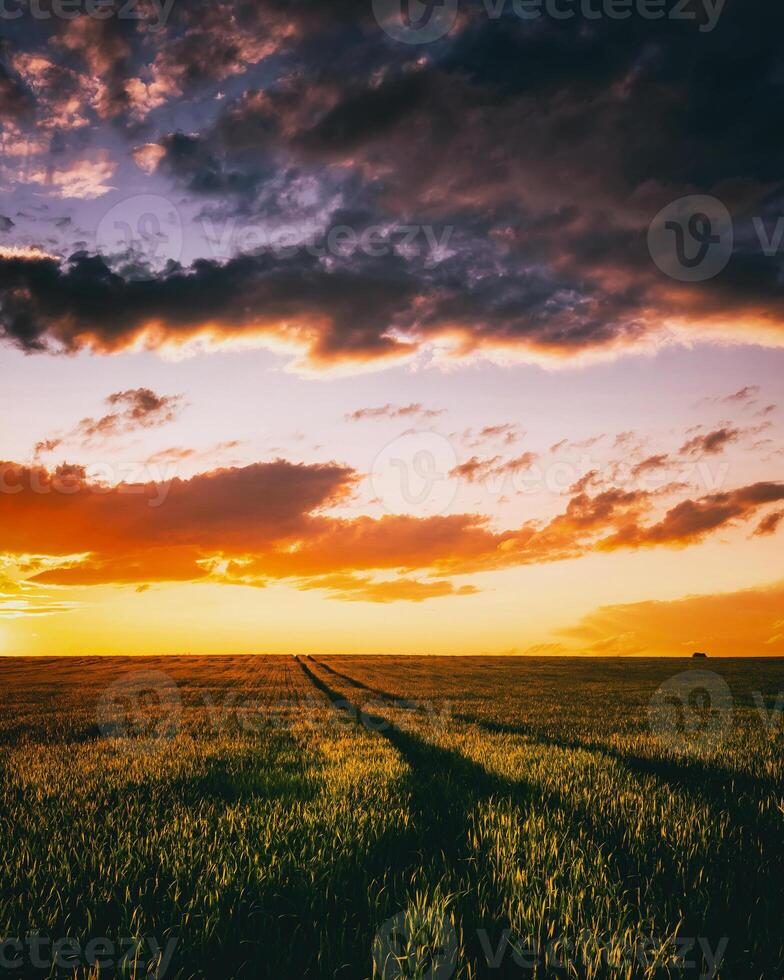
0 655 783 979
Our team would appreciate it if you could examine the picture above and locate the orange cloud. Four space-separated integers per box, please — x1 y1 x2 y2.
559 579 784 656
345 403 444 422
0 459 781 603
0 459 355 564
297 574 478 604
132 142 166 175
679 426 744 457
36 388 184 456
449 452 538 484
28 155 116 199
599 483 784 551
754 510 784 537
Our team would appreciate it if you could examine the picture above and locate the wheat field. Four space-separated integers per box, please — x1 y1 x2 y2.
0 655 782 978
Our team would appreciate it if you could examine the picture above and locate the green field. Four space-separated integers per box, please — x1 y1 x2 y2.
1 656 782 978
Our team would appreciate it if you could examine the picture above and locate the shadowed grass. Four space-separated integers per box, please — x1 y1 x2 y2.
0 654 782 978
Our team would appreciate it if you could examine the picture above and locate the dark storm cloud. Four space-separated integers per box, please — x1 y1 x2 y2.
0 248 422 365
0 57 35 121
296 71 436 157
0 244 667 367
153 131 272 199
3 0 784 365
118 0 784 361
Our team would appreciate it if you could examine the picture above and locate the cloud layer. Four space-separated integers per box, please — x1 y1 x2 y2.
560 579 784 656
1 1 784 370
0 457 780 602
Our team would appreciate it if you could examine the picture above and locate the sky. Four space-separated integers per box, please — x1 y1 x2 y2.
0 0 782 656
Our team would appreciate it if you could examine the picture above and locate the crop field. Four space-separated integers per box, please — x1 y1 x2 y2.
0 655 783 979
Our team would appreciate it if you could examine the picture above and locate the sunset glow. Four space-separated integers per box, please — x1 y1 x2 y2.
0 0 782 657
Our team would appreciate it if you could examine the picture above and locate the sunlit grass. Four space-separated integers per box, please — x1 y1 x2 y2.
0 655 782 977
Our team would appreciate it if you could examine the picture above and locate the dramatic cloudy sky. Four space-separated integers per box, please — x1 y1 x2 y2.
0 0 782 655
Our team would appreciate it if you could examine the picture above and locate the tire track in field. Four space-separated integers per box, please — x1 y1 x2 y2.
296 655 522 976
299 657 730 976
454 713 783 807
323 653 780 821
313 656 782 807
308 656 399 701
300 656 507 797
295 656 678 979
304 658 784 979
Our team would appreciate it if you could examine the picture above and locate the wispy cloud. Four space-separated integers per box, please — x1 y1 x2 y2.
35 388 184 455
28 157 117 200
345 403 444 422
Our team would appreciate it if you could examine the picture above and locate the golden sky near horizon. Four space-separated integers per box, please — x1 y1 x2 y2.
0 341 782 657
